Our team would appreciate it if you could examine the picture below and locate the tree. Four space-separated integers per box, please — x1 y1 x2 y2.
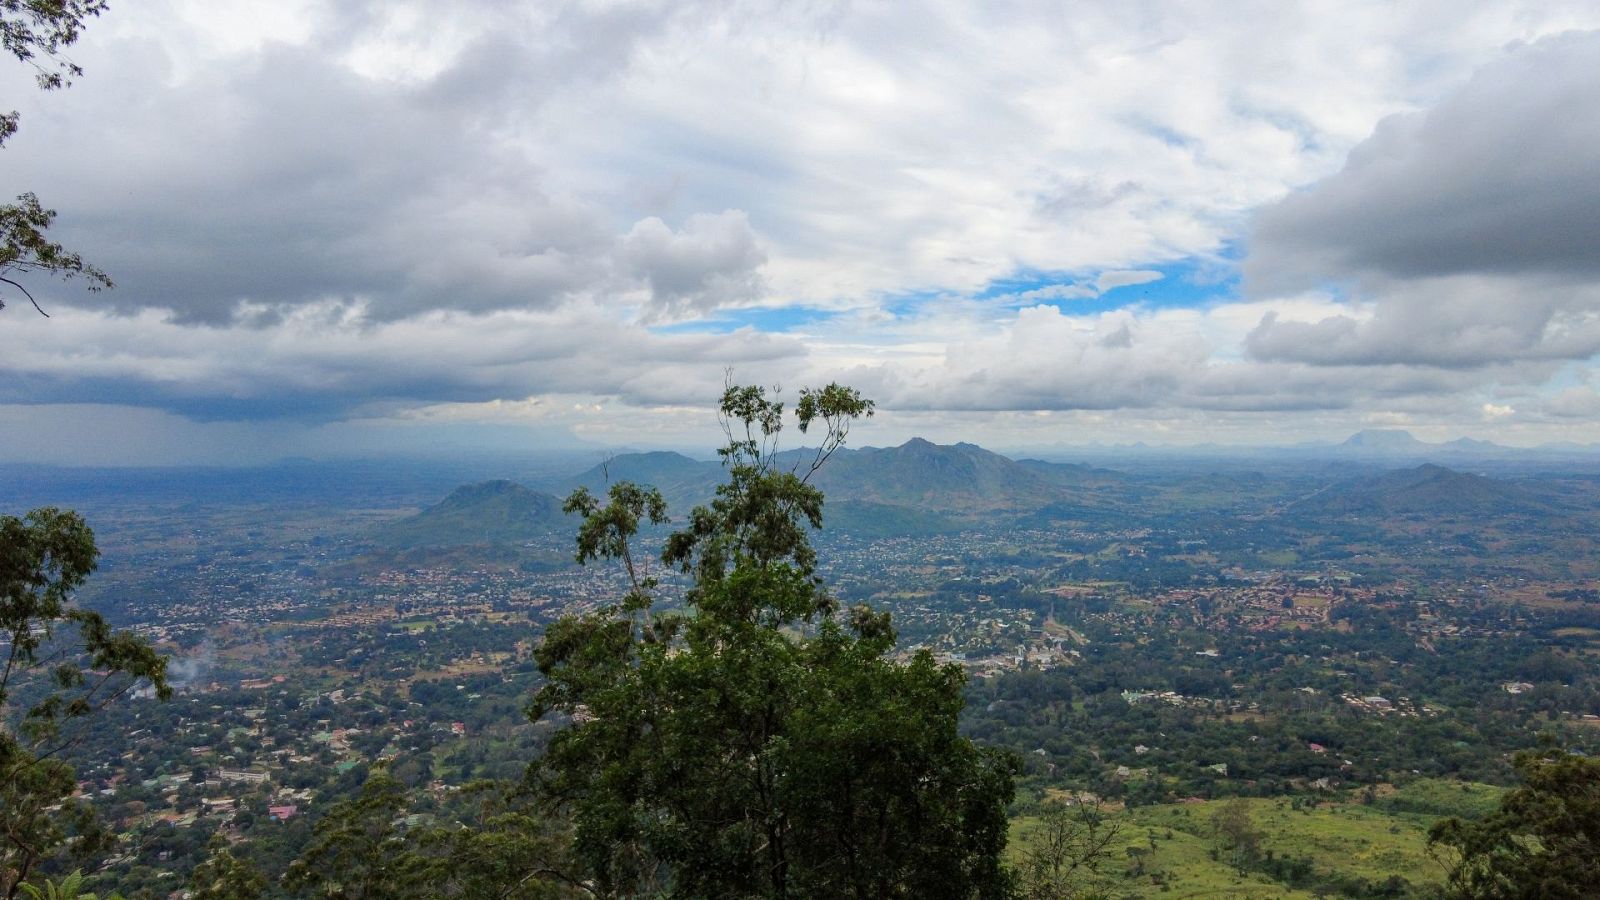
284 769 411 900
187 837 266 900
17 870 119 900
1 0 112 314
285 769 572 899
1428 746 1600 899
1211 798 1262 874
401 782 574 899
1017 799 1124 899
531 380 1017 899
1 508 169 898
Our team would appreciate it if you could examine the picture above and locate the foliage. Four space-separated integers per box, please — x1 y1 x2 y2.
16 870 118 900
1 1 107 95
187 837 266 900
1015 799 1123 899
1 509 169 899
283 769 412 899
399 781 574 899
284 770 571 899
531 380 1017 898
1 0 111 314
1212 797 1263 873
0 193 110 314
1428 746 1600 899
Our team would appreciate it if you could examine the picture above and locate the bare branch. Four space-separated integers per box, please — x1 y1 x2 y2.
0 275 47 316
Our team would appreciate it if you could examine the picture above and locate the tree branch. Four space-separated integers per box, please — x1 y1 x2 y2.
0 276 47 316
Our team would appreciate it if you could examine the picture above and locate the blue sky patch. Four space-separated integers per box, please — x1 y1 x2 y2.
651 305 841 335
976 249 1242 316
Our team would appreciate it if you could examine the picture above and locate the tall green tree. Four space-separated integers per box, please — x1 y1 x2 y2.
186 837 265 900
284 769 411 900
1211 798 1262 875
531 381 1017 899
1428 746 1600 899
1 0 112 314
1 509 169 898
284 770 572 899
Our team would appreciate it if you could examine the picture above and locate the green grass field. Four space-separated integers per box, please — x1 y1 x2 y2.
1011 783 1500 898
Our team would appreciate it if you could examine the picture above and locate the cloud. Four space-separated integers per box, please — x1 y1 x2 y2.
1244 277 1600 368
1095 270 1163 294
1482 402 1514 419
1248 32 1600 293
8 2 1600 460
1546 386 1600 419
621 211 768 320
0 301 805 419
15 0 1592 324
1243 32 1600 371
3 2 775 323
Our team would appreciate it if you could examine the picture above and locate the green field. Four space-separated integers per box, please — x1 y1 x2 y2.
1011 783 1501 897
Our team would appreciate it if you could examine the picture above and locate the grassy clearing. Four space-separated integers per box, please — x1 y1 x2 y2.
1379 778 1503 820
1012 792 1459 898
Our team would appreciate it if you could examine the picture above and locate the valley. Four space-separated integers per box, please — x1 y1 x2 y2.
5 435 1600 896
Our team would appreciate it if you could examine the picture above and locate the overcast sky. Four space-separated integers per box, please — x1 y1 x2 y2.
4 0 1600 464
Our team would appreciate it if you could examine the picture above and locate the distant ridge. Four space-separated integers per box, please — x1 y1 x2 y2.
374 480 569 548
541 438 1123 526
799 439 1056 512
1288 463 1536 517
561 451 721 510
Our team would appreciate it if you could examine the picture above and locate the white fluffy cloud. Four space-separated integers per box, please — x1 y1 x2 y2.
6 1 1600 459
621 211 768 320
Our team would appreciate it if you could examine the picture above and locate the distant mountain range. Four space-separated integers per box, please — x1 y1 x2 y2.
371 436 1568 549
1332 429 1529 458
1012 429 1600 462
554 438 1125 516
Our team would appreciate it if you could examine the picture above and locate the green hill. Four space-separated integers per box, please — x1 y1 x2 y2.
1288 463 1537 518
373 480 570 548
552 439 1125 526
803 438 1068 513
559 451 721 510
823 500 961 537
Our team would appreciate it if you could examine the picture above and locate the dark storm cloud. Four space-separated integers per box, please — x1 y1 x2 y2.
1243 32 1600 371
0 302 807 420
1247 31 1600 292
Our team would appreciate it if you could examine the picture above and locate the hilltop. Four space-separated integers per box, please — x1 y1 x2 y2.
1287 463 1537 518
559 451 721 510
802 438 1070 513
372 480 570 548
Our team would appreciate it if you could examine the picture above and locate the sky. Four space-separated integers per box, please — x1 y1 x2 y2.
4 0 1600 464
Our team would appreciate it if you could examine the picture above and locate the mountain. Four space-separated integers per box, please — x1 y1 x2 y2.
800 438 1102 514
557 451 722 510
546 439 1119 523
373 480 570 548
1339 429 1432 453
554 439 1095 517
1443 437 1501 453
823 500 961 537
1287 464 1537 518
